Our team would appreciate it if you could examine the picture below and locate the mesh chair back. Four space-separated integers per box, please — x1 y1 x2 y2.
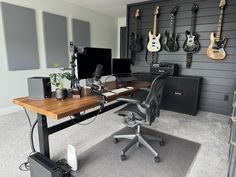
145 73 168 125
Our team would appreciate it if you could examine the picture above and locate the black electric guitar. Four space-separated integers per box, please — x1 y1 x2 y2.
183 2 200 68
207 0 227 60
129 9 142 52
183 2 200 53
163 6 179 52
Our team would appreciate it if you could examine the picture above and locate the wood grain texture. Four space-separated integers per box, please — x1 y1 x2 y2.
13 81 150 120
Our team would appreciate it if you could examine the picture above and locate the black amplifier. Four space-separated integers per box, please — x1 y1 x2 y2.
150 62 179 76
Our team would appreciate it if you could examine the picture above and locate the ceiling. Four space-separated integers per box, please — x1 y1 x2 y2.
63 0 147 17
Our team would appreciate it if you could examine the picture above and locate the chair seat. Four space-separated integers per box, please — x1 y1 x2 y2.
116 103 146 121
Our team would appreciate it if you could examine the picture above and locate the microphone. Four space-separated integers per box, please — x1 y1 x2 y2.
92 64 103 91
93 64 103 81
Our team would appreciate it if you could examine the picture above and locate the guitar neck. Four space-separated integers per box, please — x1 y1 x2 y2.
190 12 197 35
216 8 224 42
153 15 157 37
169 14 175 37
134 17 138 39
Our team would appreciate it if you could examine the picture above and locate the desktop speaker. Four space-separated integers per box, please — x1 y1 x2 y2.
29 152 63 177
27 77 52 100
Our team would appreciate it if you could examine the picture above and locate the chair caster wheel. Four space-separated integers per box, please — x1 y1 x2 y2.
113 138 118 144
154 156 160 163
159 140 165 146
121 154 127 161
136 143 140 148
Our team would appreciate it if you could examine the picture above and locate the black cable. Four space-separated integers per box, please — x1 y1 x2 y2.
19 109 38 171
24 108 32 127
70 107 102 126
30 117 38 153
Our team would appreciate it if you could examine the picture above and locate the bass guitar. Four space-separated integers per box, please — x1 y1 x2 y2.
147 6 161 52
183 2 200 53
163 6 179 52
129 9 142 52
207 0 227 60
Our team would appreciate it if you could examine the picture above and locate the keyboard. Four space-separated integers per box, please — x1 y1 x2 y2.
102 92 116 97
111 87 134 94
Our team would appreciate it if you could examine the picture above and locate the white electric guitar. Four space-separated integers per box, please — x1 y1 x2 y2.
147 6 161 52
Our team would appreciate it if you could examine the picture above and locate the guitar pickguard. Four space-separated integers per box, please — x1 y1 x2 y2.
207 33 227 60
164 32 179 52
183 33 200 53
147 32 161 52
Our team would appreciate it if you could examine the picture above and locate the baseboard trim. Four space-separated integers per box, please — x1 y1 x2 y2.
0 106 23 116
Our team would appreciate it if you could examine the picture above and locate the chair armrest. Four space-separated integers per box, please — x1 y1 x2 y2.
117 96 141 105
139 87 150 92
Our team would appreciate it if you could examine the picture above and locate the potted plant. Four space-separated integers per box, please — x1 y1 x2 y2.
49 72 72 100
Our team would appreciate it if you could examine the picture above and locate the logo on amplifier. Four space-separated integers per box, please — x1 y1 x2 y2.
152 64 160 68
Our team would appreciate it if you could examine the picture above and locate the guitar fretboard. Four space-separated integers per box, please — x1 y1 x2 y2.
153 14 157 37
169 14 175 37
216 8 224 42
190 11 197 36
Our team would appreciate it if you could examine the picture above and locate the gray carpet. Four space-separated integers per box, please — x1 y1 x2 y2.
72 127 201 177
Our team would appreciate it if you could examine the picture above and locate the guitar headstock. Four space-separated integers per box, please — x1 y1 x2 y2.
135 9 140 18
191 2 199 13
219 0 226 8
171 5 179 16
154 6 160 16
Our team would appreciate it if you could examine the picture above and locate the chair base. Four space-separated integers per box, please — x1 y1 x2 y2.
113 126 164 162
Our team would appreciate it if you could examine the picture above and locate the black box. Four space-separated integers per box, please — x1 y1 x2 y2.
27 77 52 100
29 152 62 177
150 62 179 76
161 76 202 115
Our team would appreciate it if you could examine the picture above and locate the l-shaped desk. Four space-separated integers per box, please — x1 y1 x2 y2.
13 81 150 159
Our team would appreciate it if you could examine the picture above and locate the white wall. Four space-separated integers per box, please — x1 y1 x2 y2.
0 0 118 115
117 17 126 58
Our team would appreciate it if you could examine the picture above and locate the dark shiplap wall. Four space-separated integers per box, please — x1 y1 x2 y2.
127 0 236 115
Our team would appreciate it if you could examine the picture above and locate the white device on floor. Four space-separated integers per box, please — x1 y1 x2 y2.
67 144 78 171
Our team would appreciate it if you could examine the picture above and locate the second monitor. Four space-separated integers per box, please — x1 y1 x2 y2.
112 58 131 74
112 58 136 82
77 47 112 80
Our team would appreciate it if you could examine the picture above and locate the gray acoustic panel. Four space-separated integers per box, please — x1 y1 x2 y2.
43 12 69 68
127 0 236 115
72 19 90 47
1 2 39 71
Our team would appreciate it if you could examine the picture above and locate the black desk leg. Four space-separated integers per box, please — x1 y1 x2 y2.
37 113 50 158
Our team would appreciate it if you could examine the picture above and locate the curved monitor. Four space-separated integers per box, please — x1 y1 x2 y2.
77 47 112 79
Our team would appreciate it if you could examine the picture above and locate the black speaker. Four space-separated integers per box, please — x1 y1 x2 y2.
27 77 52 100
161 76 202 115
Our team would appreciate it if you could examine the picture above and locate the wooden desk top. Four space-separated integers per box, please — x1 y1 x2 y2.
13 81 150 120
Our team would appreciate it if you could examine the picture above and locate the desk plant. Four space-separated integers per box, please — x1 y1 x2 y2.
49 71 72 100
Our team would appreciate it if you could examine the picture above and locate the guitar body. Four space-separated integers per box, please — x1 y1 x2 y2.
129 32 142 52
183 31 200 53
163 31 179 52
147 31 161 52
207 32 227 60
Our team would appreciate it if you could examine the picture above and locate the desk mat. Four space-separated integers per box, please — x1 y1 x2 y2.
72 127 200 177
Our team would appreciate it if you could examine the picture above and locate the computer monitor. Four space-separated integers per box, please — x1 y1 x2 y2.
77 47 112 79
112 58 131 74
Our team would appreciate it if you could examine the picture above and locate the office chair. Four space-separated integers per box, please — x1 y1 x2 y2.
113 73 168 162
